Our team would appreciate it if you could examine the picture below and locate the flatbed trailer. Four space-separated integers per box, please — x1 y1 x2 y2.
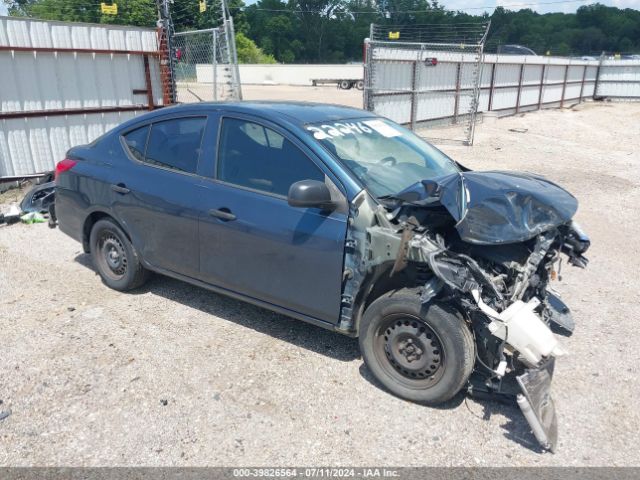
311 78 364 90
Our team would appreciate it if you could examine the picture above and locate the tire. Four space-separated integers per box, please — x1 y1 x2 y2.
359 288 475 405
339 80 351 90
89 218 149 291
356 80 364 90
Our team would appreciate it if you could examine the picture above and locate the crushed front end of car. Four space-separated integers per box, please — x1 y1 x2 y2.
340 170 589 452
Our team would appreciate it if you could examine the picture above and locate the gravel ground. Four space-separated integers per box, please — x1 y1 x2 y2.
1 98 639 466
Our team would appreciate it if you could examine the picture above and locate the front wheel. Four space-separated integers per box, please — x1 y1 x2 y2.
90 218 149 291
359 289 475 405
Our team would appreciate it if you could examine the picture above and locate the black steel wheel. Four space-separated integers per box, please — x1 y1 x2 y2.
90 218 149 291
359 288 475 405
375 314 445 388
96 230 128 280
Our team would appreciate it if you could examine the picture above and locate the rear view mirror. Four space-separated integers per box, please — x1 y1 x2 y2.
288 180 335 211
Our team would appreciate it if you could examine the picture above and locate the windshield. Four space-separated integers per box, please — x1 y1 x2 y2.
305 118 459 198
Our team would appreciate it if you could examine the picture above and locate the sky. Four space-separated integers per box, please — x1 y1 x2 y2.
441 0 640 14
1 0 638 16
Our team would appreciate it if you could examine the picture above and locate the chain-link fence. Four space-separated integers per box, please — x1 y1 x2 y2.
173 20 242 103
364 23 490 145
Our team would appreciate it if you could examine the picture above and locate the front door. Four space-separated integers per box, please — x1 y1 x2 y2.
198 116 348 323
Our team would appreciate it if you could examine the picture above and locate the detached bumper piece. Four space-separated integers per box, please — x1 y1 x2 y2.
516 357 558 452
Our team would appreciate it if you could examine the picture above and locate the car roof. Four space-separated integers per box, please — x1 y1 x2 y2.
136 101 376 126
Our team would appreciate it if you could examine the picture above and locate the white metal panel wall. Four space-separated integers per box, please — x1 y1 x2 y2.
0 16 163 176
0 17 157 50
0 111 143 176
1 17 162 114
596 60 640 98
366 46 638 144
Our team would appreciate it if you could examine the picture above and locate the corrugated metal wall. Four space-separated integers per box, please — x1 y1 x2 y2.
366 47 601 140
0 16 164 177
478 55 599 115
596 59 640 98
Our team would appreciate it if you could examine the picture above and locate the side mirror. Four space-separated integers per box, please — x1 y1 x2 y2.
288 180 335 211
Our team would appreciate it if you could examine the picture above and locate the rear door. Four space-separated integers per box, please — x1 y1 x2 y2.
113 115 207 277
198 115 349 323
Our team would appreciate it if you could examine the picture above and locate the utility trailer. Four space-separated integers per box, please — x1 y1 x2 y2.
311 78 364 90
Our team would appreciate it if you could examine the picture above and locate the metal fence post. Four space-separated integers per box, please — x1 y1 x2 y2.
579 64 587 103
488 62 496 111
411 60 418 131
143 55 154 110
453 62 461 123
593 53 605 99
363 38 371 111
212 29 218 101
515 63 524 114
537 64 546 110
157 25 174 105
560 64 569 107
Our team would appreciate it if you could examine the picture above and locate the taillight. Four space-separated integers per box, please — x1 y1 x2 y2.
55 158 77 181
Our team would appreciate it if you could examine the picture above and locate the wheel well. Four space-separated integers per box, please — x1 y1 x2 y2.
352 264 426 336
82 212 126 253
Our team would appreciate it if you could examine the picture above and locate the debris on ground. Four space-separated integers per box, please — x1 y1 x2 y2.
0 174 56 227
20 212 46 224
0 410 12 422
0 205 21 225
20 179 55 214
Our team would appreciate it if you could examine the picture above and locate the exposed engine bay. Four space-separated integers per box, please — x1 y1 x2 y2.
338 170 590 452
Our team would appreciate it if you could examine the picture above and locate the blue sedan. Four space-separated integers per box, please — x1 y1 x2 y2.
55 102 589 451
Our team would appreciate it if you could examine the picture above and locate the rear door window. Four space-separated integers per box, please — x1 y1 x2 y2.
216 118 324 196
139 117 206 174
123 125 149 162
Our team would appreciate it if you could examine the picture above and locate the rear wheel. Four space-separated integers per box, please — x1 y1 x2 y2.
356 80 364 90
359 288 475 405
90 218 149 291
339 80 351 90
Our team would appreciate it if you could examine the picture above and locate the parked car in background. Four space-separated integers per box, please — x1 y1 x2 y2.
54 102 589 452
497 44 537 55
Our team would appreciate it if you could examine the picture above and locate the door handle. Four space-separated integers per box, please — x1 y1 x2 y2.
111 184 131 194
209 208 236 221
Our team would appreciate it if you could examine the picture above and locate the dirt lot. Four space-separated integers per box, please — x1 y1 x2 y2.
1 90 639 466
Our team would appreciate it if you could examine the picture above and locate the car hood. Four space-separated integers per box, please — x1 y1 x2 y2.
394 170 578 245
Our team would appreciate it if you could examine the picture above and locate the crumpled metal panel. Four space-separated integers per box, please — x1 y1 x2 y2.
396 170 578 245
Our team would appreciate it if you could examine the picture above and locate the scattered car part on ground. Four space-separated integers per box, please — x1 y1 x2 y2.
0 204 22 225
0 173 56 227
53 101 589 452
19 174 55 214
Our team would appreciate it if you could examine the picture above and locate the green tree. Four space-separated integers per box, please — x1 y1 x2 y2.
7 0 640 60
235 31 277 63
